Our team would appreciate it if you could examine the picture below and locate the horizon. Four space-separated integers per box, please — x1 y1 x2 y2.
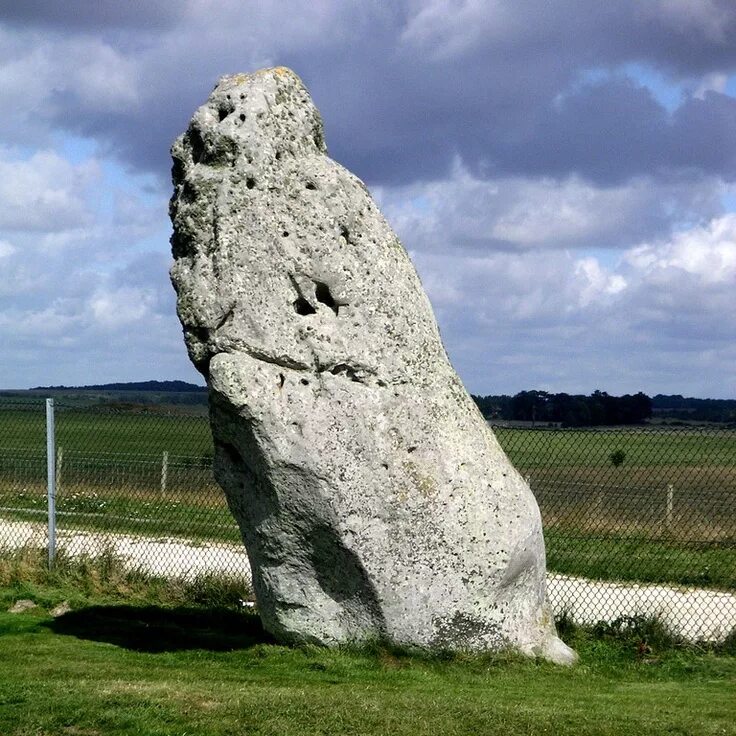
3 379 734 403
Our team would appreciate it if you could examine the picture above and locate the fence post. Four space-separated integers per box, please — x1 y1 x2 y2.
56 445 63 498
665 483 674 531
161 451 169 495
45 398 56 569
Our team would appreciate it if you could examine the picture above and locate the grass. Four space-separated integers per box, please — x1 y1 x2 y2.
0 545 252 612
545 529 736 589
495 426 736 470
0 407 213 456
1 484 241 544
0 548 735 735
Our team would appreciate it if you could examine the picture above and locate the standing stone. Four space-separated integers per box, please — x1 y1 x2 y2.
170 67 575 664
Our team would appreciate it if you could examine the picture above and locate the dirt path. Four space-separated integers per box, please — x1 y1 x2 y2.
2 518 734 642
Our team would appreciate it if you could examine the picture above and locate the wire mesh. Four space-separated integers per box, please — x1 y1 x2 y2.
0 397 48 550
0 396 734 639
493 424 736 640
51 401 242 578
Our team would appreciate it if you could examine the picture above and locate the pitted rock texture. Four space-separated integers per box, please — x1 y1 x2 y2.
170 67 575 665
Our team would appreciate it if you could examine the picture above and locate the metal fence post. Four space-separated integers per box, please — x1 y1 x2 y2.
46 398 56 568
665 483 674 531
161 451 169 495
56 445 63 498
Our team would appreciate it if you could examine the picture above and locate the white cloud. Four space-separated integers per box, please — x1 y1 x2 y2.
401 0 513 58
625 214 736 284
693 72 728 98
409 214 736 397
574 258 627 308
380 163 723 254
89 286 157 328
0 149 99 232
69 41 140 112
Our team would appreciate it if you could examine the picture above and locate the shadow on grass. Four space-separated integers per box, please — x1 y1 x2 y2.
45 605 273 653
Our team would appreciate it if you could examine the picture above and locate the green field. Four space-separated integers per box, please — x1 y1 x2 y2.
0 406 213 456
1 405 735 589
495 426 736 470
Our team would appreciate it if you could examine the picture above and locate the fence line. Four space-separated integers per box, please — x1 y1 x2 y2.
0 397 734 639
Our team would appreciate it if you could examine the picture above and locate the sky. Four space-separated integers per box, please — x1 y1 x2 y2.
0 1 735 398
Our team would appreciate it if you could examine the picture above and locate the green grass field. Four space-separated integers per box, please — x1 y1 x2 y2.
0 407 213 456
495 426 736 470
0 551 734 736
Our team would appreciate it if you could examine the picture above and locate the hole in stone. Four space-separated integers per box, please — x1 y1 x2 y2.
171 156 186 186
180 180 197 204
300 378 309 386
218 108 229 122
340 225 350 241
305 181 317 190
314 281 339 315
239 113 246 122
282 231 289 237
407 446 417 454
278 373 285 389
294 297 316 316
330 364 362 382
188 127 205 164
246 177 256 189
275 150 282 160
170 230 195 258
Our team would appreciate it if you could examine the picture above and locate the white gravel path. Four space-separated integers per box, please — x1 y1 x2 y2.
2 518 734 642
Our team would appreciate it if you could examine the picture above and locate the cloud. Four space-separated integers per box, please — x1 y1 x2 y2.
626 213 736 284
0 1 185 32
2 1 736 187
378 163 724 254
409 215 736 397
0 149 99 232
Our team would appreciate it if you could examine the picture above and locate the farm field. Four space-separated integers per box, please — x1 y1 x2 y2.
0 406 213 457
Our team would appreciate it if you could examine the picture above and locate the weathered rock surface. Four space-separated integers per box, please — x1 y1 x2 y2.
170 67 575 664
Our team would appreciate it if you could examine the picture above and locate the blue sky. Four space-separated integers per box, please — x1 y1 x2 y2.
1 1 735 398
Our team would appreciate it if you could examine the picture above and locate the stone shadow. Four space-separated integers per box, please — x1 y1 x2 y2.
45 605 273 653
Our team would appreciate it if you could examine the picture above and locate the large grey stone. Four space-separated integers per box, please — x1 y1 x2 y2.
170 67 576 664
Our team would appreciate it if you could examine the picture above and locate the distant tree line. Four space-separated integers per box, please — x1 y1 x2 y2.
32 380 206 394
651 395 736 423
472 390 653 427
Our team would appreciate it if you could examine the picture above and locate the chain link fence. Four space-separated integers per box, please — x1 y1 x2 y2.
0 397 734 640
494 425 735 640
